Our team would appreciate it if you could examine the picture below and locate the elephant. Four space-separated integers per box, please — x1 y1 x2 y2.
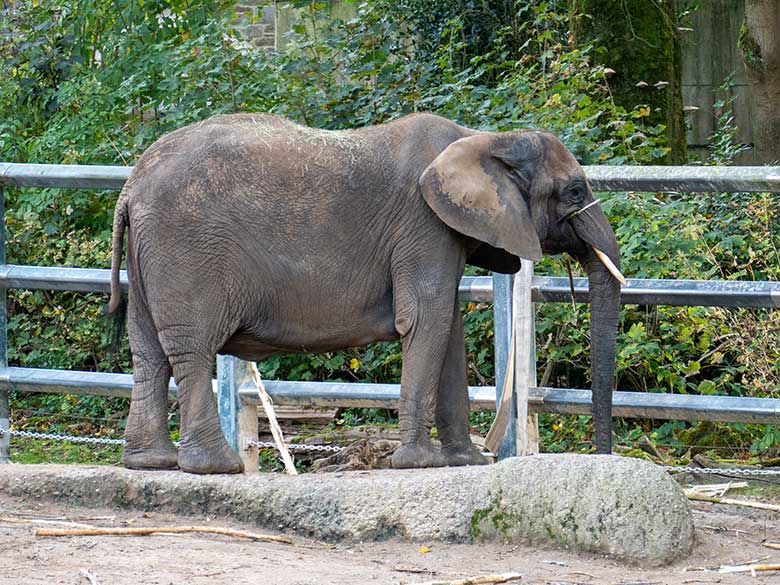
107 113 624 474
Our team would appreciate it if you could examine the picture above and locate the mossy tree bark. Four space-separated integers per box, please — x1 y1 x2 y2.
571 0 687 164
738 0 780 164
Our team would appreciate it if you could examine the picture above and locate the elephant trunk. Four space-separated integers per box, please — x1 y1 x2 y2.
582 253 621 453
569 202 622 454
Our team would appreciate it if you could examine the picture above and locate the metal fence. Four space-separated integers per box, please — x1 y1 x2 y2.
1 162 779 466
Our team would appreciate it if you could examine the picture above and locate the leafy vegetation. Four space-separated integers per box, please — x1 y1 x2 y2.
2 0 778 463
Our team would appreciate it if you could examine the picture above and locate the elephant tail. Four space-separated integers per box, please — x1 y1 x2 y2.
107 191 128 315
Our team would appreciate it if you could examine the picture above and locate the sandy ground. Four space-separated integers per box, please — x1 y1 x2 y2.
1 491 779 585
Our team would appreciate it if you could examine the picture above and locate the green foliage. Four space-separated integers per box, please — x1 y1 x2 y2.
2 0 776 460
10 437 122 465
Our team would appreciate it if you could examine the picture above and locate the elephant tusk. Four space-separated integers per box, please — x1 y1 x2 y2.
593 247 626 285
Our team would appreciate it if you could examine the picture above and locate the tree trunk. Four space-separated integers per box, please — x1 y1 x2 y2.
739 0 780 164
571 0 687 164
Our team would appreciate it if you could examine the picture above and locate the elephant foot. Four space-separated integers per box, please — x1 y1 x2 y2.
391 442 447 469
122 444 179 470
442 443 490 467
178 437 244 475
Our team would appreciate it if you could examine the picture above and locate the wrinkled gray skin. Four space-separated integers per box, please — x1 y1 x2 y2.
109 113 621 474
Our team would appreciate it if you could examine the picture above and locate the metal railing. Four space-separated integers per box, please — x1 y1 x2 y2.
1 162 779 466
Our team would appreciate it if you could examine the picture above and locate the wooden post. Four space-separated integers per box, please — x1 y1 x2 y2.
513 261 539 456
217 355 259 472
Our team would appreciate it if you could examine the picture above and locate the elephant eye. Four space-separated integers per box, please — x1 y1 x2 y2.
562 182 586 205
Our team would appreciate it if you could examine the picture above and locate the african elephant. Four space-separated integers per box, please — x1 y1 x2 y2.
108 113 623 474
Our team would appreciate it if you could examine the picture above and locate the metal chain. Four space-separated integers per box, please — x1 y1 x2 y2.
0 427 342 453
0 428 125 445
664 465 780 477
247 440 343 453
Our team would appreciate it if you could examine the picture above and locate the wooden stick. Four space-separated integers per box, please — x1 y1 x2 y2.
684 491 780 512
762 542 780 550
485 333 515 455
412 573 522 585
0 516 97 529
718 563 780 574
35 525 293 543
689 482 748 491
248 361 297 475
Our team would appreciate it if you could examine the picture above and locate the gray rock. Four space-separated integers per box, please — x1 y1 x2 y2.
0 454 693 565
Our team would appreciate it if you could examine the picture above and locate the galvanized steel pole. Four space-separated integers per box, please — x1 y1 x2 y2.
492 272 516 458
217 355 258 472
0 187 9 463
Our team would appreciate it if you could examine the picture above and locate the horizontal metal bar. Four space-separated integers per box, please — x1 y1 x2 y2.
256 380 499 411
1 163 779 192
533 276 780 308
458 276 493 302
4 367 779 424
4 265 778 308
0 265 486 301
0 265 128 294
586 165 780 193
0 163 130 189
1 368 146 399
531 387 780 424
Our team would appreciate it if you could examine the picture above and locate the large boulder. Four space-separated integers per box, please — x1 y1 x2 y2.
0 454 693 564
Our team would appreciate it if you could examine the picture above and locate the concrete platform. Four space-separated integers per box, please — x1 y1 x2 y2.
0 454 694 565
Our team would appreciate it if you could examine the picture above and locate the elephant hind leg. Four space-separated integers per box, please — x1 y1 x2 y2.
122 292 177 470
156 311 243 474
169 354 244 475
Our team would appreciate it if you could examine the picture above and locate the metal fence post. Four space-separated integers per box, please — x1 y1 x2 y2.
513 261 539 456
492 272 516 458
217 355 258 472
0 187 9 463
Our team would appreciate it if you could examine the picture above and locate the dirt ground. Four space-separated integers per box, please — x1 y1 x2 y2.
1 491 779 585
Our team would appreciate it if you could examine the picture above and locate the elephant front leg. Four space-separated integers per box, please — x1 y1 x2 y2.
436 305 488 466
391 291 453 469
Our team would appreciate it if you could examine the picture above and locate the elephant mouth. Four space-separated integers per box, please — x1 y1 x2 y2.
567 201 625 285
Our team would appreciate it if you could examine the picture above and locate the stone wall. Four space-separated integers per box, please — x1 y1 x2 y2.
678 0 754 162
233 1 276 49
233 1 357 50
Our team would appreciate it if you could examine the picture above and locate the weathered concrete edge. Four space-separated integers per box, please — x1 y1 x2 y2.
0 455 694 565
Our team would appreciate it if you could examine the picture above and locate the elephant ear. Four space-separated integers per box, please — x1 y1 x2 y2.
419 133 543 262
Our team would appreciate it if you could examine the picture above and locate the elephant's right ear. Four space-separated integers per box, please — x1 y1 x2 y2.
418 134 542 261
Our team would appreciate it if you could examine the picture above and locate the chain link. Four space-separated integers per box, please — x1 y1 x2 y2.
247 440 343 453
1 428 125 445
0 427 342 453
664 465 780 477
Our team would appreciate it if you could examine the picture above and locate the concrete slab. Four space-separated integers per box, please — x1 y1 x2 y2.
0 454 693 565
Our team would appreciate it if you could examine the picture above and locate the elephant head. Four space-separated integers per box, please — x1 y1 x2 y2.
419 130 624 454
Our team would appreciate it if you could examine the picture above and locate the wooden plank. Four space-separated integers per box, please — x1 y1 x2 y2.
513 261 539 456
